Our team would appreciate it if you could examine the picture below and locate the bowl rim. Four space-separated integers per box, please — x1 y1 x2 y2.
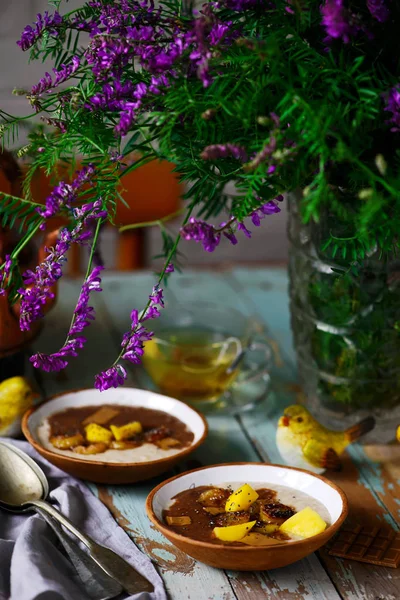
146 462 348 551
22 387 208 469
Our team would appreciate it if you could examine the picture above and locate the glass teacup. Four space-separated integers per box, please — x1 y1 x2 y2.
142 302 271 412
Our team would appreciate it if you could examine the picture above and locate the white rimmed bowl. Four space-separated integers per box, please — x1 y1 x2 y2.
146 462 348 570
22 387 208 484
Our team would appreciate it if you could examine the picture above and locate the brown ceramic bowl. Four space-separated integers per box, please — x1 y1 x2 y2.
146 463 348 570
22 387 208 484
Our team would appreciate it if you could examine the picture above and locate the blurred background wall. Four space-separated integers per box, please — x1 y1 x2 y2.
0 0 289 269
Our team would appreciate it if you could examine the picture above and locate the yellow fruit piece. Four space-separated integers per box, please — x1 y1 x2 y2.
279 507 327 539
225 484 259 513
0 376 34 436
110 421 142 441
213 520 256 542
85 423 113 444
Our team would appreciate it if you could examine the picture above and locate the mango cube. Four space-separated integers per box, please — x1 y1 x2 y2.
279 507 327 539
110 421 142 441
85 423 113 444
225 484 259 513
213 520 256 542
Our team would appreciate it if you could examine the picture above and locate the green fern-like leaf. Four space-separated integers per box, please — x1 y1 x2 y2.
0 192 42 234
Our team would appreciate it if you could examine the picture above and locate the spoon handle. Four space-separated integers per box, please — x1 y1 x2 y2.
31 499 154 595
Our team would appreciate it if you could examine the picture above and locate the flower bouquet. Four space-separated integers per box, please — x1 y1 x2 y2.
0 1 399 432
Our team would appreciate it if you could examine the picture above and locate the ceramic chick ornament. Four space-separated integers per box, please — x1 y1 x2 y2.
276 405 375 474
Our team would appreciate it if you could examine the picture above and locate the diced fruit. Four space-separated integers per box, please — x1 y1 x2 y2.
109 440 140 450
253 524 279 535
85 423 113 444
166 516 191 526
213 520 256 542
198 487 230 507
73 443 108 455
110 421 142 441
82 407 120 426
50 434 85 449
156 437 181 450
225 484 259 513
279 507 327 539
259 502 295 524
203 507 225 515
215 511 250 527
240 533 283 546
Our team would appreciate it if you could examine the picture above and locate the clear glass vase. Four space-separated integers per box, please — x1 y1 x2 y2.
288 192 400 443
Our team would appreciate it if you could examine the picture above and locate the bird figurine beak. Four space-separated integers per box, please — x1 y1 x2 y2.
280 416 290 427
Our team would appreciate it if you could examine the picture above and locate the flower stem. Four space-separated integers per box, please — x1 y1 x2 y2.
110 203 195 367
118 207 185 232
11 219 44 260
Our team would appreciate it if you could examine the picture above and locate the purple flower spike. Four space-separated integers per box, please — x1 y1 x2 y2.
384 86 400 132
321 0 356 43
37 164 95 221
367 0 390 22
17 11 63 51
180 218 221 252
95 365 128 391
31 56 80 97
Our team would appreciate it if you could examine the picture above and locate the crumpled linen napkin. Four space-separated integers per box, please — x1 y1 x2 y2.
0 439 166 600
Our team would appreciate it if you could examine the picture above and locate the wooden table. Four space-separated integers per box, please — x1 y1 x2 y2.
33 267 400 600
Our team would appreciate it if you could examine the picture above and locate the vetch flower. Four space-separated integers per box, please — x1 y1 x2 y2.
17 11 63 51
180 218 221 252
321 0 356 43
20 203 105 331
37 164 96 221
95 365 128 391
31 56 80 97
165 263 174 273
29 266 104 373
384 86 400 132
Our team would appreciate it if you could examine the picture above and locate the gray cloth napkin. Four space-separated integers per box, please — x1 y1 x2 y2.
0 439 166 600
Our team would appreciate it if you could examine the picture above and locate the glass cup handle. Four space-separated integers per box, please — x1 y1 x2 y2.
230 340 272 385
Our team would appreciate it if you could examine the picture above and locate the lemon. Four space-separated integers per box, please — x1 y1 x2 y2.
0 376 34 437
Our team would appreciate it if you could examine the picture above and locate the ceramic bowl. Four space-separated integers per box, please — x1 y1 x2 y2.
22 388 208 484
146 462 348 570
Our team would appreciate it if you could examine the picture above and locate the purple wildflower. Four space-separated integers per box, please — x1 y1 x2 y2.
37 164 96 221
237 222 252 238
29 266 104 373
0 255 12 296
20 203 105 331
223 229 238 245
321 1 356 43
30 338 86 372
367 0 390 22
95 365 128 391
180 218 221 252
165 263 174 273
17 11 63 51
31 56 80 97
245 137 277 171
384 86 400 132
200 144 248 162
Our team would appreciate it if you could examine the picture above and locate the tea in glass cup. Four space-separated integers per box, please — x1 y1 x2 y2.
142 303 271 409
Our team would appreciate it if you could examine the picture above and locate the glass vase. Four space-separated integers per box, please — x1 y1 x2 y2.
288 192 400 443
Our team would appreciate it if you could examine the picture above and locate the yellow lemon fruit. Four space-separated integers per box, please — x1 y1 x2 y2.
110 421 142 441
0 376 34 437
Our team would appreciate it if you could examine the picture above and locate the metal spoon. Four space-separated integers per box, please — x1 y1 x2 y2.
0 441 154 596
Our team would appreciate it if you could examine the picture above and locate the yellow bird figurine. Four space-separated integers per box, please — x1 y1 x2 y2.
276 405 375 474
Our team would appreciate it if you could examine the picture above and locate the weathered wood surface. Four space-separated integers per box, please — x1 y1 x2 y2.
32 268 400 600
